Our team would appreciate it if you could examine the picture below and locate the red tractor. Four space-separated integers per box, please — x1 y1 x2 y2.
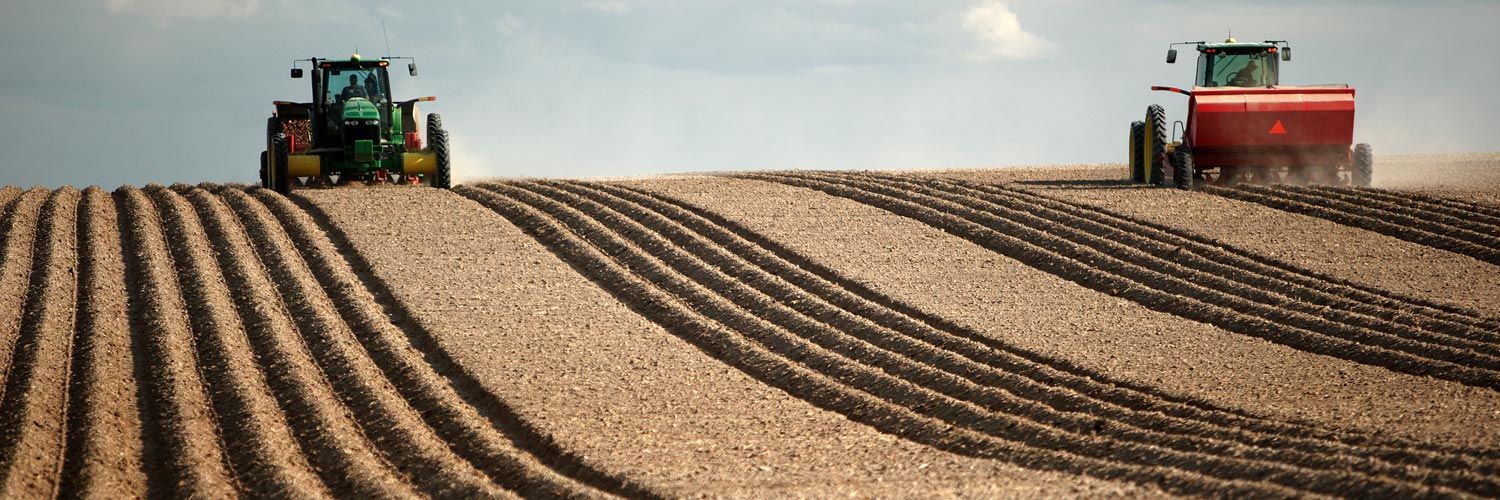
1129 38 1372 190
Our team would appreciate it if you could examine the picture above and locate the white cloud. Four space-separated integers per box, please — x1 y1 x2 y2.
107 0 262 20
962 0 1054 60
494 14 523 36
376 5 402 18
581 1 629 16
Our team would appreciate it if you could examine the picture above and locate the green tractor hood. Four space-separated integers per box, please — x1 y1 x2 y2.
342 98 380 121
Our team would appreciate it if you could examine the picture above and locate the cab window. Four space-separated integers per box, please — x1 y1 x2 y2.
323 68 388 103
1201 51 1277 88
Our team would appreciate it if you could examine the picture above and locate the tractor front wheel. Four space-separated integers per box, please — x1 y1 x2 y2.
1352 143 1373 187
259 151 269 188
428 113 451 189
271 134 291 195
1129 121 1145 183
1173 147 1195 191
1146 105 1167 187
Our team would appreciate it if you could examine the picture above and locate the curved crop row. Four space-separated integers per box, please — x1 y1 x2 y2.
1316 185 1500 224
174 185 415 497
241 186 649 499
585 181 1500 469
0 183 651 497
865 173 1500 347
0 189 79 498
460 181 1495 497
996 182 1500 334
742 172 1500 389
117 186 239 496
1204 184 1500 265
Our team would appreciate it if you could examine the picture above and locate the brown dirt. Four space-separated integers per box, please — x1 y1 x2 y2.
297 186 1151 497
616 175 1500 451
0 153 1497 497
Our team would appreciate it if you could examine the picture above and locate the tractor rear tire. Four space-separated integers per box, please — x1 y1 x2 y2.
271 134 291 195
428 113 451 189
1353 143 1373 187
1173 147 1195 191
1146 105 1167 187
1129 121 1145 183
264 117 281 189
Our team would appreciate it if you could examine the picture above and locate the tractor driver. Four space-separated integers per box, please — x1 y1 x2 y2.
340 74 368 101
1229 59 1261 87
363 74 382 102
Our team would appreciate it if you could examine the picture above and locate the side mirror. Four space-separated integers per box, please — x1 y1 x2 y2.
408 63 418 76
291 68 304 78
1281 47 1291 61
1166 49 1177 64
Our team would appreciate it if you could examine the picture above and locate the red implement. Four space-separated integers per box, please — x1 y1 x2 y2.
1188 85 1355 167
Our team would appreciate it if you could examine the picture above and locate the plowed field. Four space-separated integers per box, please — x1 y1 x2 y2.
2 153 1498 498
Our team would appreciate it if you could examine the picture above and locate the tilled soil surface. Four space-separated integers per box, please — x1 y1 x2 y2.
1 153 1498 497
295 187 1148 498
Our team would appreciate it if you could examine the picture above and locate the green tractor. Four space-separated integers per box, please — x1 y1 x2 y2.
261 53 451 193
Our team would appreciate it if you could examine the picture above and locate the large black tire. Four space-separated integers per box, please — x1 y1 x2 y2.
427 113 451 189
271 134 291 195
264 117 280 189
1129 121 1145 183
1353 143 1373 187
1173 147 1195 191
1146 105 1167 186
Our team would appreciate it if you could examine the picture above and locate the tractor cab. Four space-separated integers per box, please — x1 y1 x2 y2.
1168 39 1290 88
296 56 401 152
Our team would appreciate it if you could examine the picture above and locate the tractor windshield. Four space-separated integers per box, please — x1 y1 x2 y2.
1197 50 1279 87
323 66 389 104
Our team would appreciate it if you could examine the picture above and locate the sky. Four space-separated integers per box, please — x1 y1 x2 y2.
1 0 1496 187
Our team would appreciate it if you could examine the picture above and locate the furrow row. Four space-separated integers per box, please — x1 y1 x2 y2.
991 181 1500 334
218 187 514 498
581 181 1500 475
176 185 416 498
1320 185 1500 223
470 181 1463 498
252 186 639 498
1298 186 1500 235
146 184 329 497
744 172 1500 389
1203 185 1500 265
543 178 1498 494
0 188 79 498
599 181 1499 463
455 184 1302 498
117 187 239 496
58 187 147 497
0 189 46 402
849 173 1500 351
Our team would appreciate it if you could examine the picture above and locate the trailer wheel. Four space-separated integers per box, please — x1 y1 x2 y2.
1146 105 1168 186
1129 121 1145 183
271 133 291 195
1173 147 1195 191
1352 143 1373 187
427 113 451 189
